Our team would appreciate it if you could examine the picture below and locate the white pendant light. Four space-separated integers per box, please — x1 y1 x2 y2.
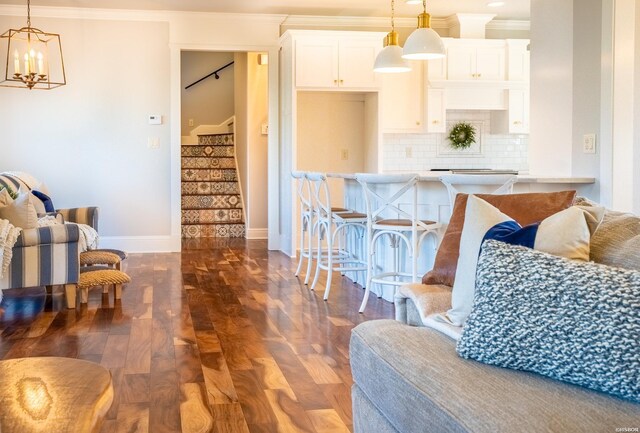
374 0 411 73
402 0 445 60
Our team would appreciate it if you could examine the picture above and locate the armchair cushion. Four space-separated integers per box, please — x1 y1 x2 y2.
57 207 99 231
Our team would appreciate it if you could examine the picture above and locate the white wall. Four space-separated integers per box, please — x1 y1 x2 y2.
0 16 171 247
0 7 282 252
246 52 269 235
181 51 235 135
529 0 574 176
234 52 249 227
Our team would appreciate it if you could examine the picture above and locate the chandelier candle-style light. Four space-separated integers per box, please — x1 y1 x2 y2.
402 0 445 60
374 0 411 73
1 0 66 89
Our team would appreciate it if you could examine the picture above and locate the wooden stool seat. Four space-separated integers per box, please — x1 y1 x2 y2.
0 357 114 433
80 251 121 266
80 248 128 271
67 269 131 306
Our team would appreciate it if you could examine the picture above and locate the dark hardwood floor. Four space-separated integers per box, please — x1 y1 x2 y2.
0 238 394 433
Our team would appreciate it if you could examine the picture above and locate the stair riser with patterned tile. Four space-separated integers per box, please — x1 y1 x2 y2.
181 135 245 238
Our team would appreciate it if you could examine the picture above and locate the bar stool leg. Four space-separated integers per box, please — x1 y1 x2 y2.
304 220 315 285
295 215 306 277
310 222 323 291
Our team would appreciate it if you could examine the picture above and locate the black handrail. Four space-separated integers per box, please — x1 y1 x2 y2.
185 61 234 90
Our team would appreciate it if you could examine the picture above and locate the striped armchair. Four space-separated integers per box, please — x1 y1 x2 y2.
0 172 99 308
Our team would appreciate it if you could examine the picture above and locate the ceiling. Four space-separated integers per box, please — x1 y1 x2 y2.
0 0 530 20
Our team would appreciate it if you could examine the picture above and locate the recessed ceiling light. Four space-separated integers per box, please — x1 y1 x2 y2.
405 0 422 4
487 1 505 6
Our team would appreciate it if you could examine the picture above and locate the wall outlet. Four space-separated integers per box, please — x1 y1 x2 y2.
405 146 413 158
147 137 160 149
340 149 349 160
188 119 194 127
583 133 596 154
261 123 269 135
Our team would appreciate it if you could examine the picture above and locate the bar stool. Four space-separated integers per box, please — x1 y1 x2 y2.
306 172 368 301
356 173 442 313
292 171 350 285
439 174 517 216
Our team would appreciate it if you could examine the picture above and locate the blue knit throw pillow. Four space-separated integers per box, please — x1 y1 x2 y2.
31 190 54 213
457 240 640 403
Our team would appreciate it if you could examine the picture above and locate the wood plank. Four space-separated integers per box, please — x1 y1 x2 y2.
180 383 214 433
306 409 352 433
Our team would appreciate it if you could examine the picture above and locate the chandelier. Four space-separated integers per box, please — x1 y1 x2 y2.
1 0 66 90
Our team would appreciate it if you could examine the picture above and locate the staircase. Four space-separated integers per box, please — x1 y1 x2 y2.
181 133 245 238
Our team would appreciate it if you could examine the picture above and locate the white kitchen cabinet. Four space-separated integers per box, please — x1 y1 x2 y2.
508 88 530 133
426 89 446 133
446 40 506 81
506 39 530 81
294 33 382 90
381 63 424 132
491 87 530 134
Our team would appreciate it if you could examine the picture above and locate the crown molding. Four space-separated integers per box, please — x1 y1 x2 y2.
0 4 286 24
0 5 528 31
281 15 529 31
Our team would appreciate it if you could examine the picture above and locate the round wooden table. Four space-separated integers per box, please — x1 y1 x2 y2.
0 357 114 433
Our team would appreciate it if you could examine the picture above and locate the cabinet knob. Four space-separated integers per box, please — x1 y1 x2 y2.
432 120 439 124
339 79 344 84
416 121 421 126
477 73 482 78
334 79 338 84
513 121 522 125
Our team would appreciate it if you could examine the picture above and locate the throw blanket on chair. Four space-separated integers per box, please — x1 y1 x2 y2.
38 215 99 251
0 219 21 279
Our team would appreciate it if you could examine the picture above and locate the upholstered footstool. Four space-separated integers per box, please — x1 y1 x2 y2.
72 268 131 306
80 248 128 271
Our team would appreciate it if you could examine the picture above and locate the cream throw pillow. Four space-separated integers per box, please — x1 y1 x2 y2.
444 195 604 327
0 189 39 229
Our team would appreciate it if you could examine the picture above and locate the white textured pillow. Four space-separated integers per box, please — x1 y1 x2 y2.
444 195 603 327
0 190 39 229
0 188 12 207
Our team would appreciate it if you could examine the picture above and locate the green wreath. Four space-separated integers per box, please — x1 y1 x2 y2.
447 122 476 150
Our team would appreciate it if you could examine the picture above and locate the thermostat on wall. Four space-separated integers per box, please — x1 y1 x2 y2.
148 115 162 125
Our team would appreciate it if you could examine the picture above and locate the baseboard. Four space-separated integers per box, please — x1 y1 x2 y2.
245 228 268 240
99 235 181 253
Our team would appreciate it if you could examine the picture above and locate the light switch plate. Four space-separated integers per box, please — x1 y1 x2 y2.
147 137 160 149
583 133 596 154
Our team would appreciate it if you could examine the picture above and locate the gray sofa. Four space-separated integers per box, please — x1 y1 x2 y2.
350 206 640 433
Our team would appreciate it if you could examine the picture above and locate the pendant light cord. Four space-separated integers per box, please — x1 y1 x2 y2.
27 0 31 28
390 0 395 31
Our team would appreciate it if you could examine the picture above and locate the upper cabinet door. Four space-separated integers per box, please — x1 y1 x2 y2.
506 40 530 82
338 39 380 89
380 62 424 132
446 45 476 80
295 37 339 88
475 45 506 80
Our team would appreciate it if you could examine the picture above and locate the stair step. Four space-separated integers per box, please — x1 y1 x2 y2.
181 182 240 195
182 224 245 238
182 145 235 158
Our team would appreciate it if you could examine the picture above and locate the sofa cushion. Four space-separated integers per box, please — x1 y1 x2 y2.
423 190 576 287
590 210 640 271
446 196 603 326
350 320 640 433
458 240 640 403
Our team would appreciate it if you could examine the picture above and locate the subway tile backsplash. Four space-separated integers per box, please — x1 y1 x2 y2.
383 111 529 173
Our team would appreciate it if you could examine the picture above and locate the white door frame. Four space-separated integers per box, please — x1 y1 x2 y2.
170 43 280 251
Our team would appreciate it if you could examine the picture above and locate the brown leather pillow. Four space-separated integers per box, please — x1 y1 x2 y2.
422 190 577 287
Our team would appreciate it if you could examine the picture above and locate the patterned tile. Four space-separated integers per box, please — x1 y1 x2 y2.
181 182 239 195
181 169 237 182
182 209 243 224
181 157 236 169
181 195 242 211
198 134 234 146
181 224 246 238
181 145 235 157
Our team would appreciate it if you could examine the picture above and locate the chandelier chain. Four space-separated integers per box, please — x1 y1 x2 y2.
27 0 31 28
390 0 395 31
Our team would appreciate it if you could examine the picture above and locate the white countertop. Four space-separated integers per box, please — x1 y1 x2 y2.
327 172 595 184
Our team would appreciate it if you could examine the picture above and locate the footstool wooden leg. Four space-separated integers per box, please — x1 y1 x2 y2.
64 284 77 309
80 287 89 304
114 284 122 300
103 284 109 294
45 285 53 294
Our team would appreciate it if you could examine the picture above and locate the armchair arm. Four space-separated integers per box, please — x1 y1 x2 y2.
2 224 80 290
16 224 80 248
56 207 99 231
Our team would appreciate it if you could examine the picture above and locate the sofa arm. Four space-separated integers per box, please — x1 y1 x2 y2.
394 283 452 326
15 224 80 248
56 207 99 231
